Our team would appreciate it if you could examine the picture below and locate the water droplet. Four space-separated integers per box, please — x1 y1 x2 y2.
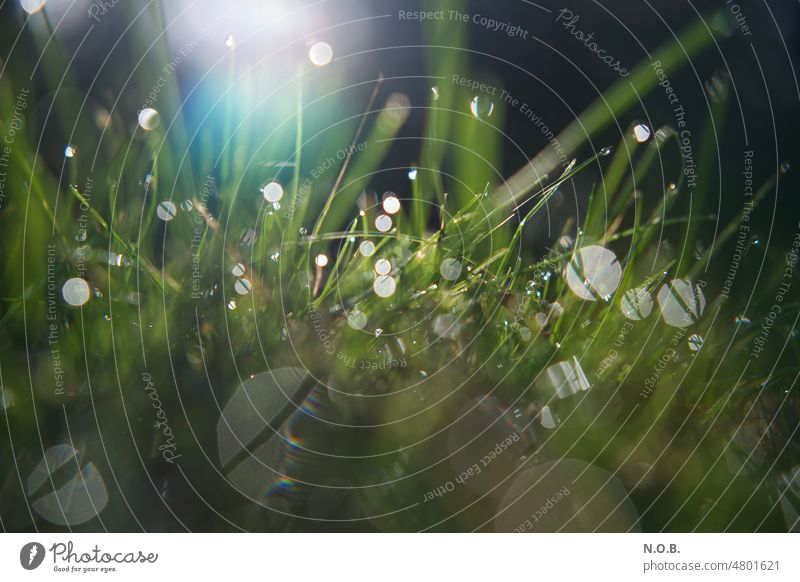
375 214 392 232
431 86 440 101
181 200 193 211
469 95 494 118
439 257 462 281
315 254 329 267
600 146 612 156
28 445 108 526
347 309 367 330
262 181 283 203
540 406 557 429
156 201 177 221
382 193 401 214
227 299 237 310
544 357 591 399
373 275 396 298
64 144 77 158
62 278 90 306
621 288 653 320
234 278 251 295
232 263 245 277
688 334 704 351
407 168 418 181
358 240 375 257
308 41 333 66
735 314 752 326
633 123 651 143
780 161 791 174
433 314 461 340
374 258 392 276
20 0 46 15
270 251 281 262
138 108 160 131
298 227 308 236
657 280 706 328
565 246 622 301
225 34 235 49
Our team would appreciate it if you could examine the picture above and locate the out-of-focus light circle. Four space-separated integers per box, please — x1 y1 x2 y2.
62 278 90 307
373 275 396 298
138 108 160 131
315 254 329 267
359 240 376 257
382 194 401 214
374 258 392 276
309 42 333 66
375 215 392 232
633 123 652 143
64 144 77 158
262 182 284 203
20 0 46 15
156 201 177 221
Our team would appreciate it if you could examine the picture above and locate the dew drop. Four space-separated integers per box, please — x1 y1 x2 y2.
374 258 392 276
565 246 622 301
225 34 236 49
227 300 237 310
382 193 401 214
358 240 376 257
373 275 396 298
181 200 194 211
375 214 392 232
431 87 440 101
600 146 613 156
62 278 91 307
621 288 653 320
347 309 367 330
156 201 177 221
633 124 651 143
439 257 462 281
234 278 251 295
138 108 160 131
470 95 494 119
407 168 418 181
780 161 791 174
262 181 284 203
734 314 752 326
309 41 333 66
64 144 77 158
232 263 245 277
688 334 704 352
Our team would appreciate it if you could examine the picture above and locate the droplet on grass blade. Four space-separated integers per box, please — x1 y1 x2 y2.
469 95 494 118
621 288 653 320
565 246 622 301
64 144 77 158
315 254 329 267
657 280 706 328
156 201 177 221
234 278 252 295
633 123 651 143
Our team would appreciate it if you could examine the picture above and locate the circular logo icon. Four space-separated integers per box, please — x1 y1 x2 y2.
20 542 46 570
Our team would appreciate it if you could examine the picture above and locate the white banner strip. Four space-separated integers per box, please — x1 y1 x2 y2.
1 533 798 581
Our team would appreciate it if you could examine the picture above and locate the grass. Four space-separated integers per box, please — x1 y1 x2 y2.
0 1 797 532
